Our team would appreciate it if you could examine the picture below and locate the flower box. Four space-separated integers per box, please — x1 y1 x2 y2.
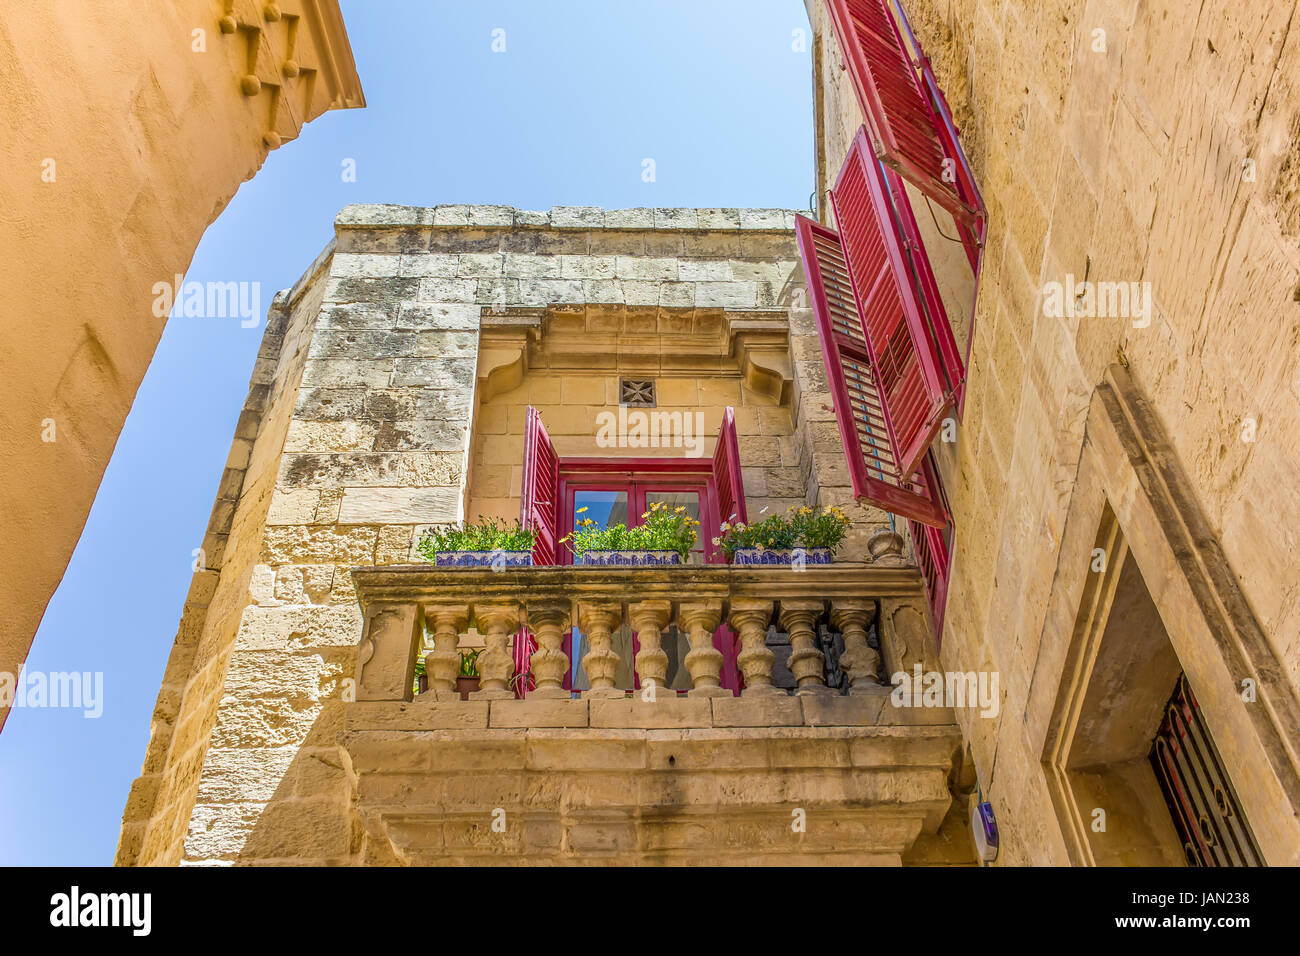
432 550 534 568
577 549 683 566
730 546 833 566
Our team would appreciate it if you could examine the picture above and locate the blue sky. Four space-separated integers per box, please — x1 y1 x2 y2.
0 0 813 865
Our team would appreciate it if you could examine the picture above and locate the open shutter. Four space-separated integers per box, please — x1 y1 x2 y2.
832 128 953 479
908 453 952 639
795 213 948 527
515 407 559 699
520 405 558 565
825 0 982 225
712 406 747 526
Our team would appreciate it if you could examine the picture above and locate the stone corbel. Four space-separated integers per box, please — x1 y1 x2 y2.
728 314 793 403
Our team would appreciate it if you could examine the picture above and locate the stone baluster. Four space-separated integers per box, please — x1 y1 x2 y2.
526 600 572 699
679 601 726 697
831 599 881 693
629 600 673 698
468 603 520 700
728 599 781 696
424 604 469 700
779 600 833 696
578 602 624 699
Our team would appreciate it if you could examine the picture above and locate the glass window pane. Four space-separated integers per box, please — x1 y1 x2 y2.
574 489 628 530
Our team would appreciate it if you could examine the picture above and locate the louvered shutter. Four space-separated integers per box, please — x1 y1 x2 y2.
825 0 982 225
712 406 748 527
795 214 948 527
520 405 558 565
831 131 953 481
515 407 560 699
908 453 952 638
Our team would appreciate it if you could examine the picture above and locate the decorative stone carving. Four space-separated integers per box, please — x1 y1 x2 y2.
355 603 421 701
680 602 726 697
878 598 937 681
729 599 781 696
527 601 572 699
628 601 673 696
424 604 469 700
779 600 833 696
867 529 908 566
831 600 881 693
578 602 624 699
468 603 520 700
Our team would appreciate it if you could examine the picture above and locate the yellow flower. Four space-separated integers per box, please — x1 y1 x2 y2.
577 506 589 514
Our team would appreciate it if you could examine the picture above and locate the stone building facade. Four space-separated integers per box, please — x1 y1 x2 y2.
119 0 1300 866
119 205 973 865
0 1 363 732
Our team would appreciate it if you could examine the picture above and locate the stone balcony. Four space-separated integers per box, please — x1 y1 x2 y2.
345 560 969 864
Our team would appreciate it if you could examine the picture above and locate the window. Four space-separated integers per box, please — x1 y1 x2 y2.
517 405 748 694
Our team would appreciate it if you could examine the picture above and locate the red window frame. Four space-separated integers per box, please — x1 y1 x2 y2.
556 459 723 565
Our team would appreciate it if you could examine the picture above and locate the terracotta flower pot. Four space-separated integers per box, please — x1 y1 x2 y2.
456 676 480 700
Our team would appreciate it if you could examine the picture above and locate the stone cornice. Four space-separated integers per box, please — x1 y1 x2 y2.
219 0 365 150
334 204 803 232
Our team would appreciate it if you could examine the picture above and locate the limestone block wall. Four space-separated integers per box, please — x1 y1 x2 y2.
118 241 336 866
121 205 905 865
0 1 363 733
807 0 1300 863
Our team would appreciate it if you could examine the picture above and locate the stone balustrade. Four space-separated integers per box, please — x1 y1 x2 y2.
344 557 964 864
350 560 939 710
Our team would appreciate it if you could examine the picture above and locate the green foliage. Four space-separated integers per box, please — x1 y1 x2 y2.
416 517 535 559
559 500 699 562
713 505 852 559
458 648 482 678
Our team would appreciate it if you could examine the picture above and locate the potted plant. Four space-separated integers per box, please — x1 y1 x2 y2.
715 505 850 565
413 656 428 696
456 648 482 700
560 501 698 566
416 518 535 567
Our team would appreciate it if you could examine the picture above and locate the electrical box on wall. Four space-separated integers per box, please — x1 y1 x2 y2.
972 800 999 862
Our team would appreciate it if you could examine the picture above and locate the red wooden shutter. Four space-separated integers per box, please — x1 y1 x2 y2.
712 406 748 526
908 453 952 638
795 213 948 527
825 0 981 225
520 405 558 565
831 130 953 480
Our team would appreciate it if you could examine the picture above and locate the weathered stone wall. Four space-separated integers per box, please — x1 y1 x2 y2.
0 3 363 733
118 241 336 865
807 0 1300 864
122 205 913 864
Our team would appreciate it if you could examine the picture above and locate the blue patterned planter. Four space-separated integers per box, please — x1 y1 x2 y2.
730 547 833 566
433 550 534 568
577 549 683 566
